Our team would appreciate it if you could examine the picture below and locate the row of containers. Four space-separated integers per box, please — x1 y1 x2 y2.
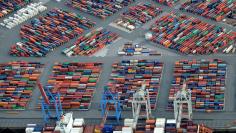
37 62 103 110
167 59 227 111
0 0 32 18
180 0 236 22
26 118 213 133
113 2 162 31
62 27 119 57
0 59 227 111
66 0 135 20
9 8 96 57
0 61 43 110
118 42 161 56
152 0 180 7
147 13 236 54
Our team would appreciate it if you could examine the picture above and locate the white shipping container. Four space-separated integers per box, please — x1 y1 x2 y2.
134 52 141 55
25 128 34 133
127 25 135 31
122 127 133 133
73 118 85 127
154 127 164 133
155 118 166 128
124 119 134 127
70 128 83 133
113 131 122 133
118 51 126 55
225 45 233 53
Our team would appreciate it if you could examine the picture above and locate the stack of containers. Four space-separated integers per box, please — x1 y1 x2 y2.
39 62 102 110
84 125 95 133
42 124 56 133
115 2 162 31
118 42 161 56
63 28 119 56
180 120 198 133
0 0 32 18
0 61 43 110
0 2 47 29
152 0 179 7
154 118 166 133
107 60 163 110
70 118 84 133
9 8 96 57
148 13 236 54
168 59 227 111
25 124 43 133
165 119 177 133
68 0 135 19
180 0 236 21
145 119 156 132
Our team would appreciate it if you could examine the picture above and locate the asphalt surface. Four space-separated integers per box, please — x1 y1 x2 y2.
0 0 236 129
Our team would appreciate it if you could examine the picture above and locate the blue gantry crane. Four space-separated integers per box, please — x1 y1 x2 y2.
37 80 63 124
100 86 122 132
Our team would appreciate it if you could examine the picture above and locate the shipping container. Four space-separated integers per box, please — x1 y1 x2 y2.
148 13 236 54
67 0 135 19
37 62 102 110
180 0 236 22
0 0 32 18
114 2 162 31
106 60 163 110
9 8 96 57
0 61 43 110
152 0 179 7
63 28 119 56
167 59 226 111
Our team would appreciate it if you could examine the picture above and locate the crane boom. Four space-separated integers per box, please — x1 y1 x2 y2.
37 80 63 124
37 80 50 105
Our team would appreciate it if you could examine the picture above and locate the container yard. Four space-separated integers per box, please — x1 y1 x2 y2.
63 28 119 56
147 13 236 54
9 8 96 57
37 62 102 110
0 0 236 133
152 0 179 7
67 0 135 19
111 2 162 32
106 60 163 110
167 59 227 111
0 0 32 18
180 0 235 22
0 2 47 29
0 61 43 110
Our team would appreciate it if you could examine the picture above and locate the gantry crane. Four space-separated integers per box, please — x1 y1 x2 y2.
124 81 151 129
37 80 63 124
174 81 193 128
100 86 122 126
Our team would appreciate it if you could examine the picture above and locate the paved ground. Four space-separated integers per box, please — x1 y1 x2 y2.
0 0 236 129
